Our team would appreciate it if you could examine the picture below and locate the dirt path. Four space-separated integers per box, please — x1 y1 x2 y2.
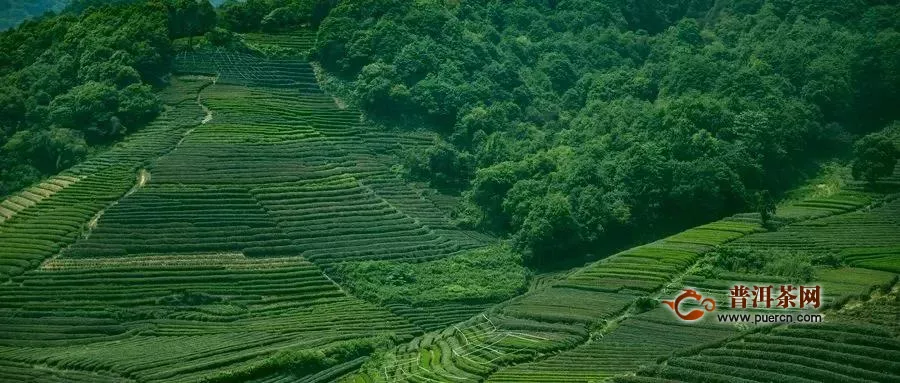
200 94 213 124
85 168 147 234
177 79 215 147
83 79 215 233
36 79 215 271
87 169 149 231
321 271 345 294
38 168 149 270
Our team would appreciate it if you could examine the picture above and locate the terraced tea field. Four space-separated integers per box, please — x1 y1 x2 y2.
0 78 208 282
2 30 898 382
340 217 766 382
342 180 899 382
0 39 498 382
0 255 416 382
602 192 899 383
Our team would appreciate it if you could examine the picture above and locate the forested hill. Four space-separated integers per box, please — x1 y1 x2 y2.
308 0 900 265
0 0 217 195
2 0 899 266
0 1 898 382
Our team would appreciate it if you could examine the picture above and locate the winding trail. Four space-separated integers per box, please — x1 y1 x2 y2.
38 80 215 270
199 82 214 124
177 77 215 147
87 169 149 231
82 79 216 238
39 168 149 270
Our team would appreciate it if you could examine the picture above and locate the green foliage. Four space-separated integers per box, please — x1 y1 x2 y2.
811 252 842 268
333 244 528 305
65 0 144 14
763 254 814 282
710 247 814 282
513 191 582 263
218 0 335 32
2 127 89 173
754 190 776 228
779 161 849 203
167 0 216 39
633 296 659 314
0 0 219 197
47 81 157 143
852 130 899 185
402 138 474 190
204 27 235 46
312 0 900 264
201 336 393 383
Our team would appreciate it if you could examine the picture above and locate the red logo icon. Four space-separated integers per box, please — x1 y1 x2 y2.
662 289 716 321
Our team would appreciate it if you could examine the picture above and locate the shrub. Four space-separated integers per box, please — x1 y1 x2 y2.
633 296 658 313
711 247 814 282
332 244 527 305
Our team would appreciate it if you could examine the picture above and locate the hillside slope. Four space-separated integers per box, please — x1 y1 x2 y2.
0 38 502 382
0 25 897 383
341 173 899 382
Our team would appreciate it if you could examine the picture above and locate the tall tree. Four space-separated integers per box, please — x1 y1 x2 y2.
852 132 898 186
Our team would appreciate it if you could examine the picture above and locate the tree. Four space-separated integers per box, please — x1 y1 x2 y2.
168 0 216 46
754 189 776 228
410 73 466 131
513 192 581 264
852 132 898 186
502 179 548 228
539 53 576 93
403 139 474 190
3 128 88 173
314 16 357 73
49 81 120 142
218 0 268 32
353 62 400 114
0 0 167 196
118 83 161 127
854 29 900 131
393 38 444 84
467 161 525 232
0 86 26 128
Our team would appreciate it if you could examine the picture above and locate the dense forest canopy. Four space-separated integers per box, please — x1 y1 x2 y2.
1 0 898 266
216 0 335 32
309 0 900 264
